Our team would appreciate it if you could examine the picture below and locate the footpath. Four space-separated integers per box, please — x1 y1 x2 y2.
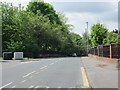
81 56 119 88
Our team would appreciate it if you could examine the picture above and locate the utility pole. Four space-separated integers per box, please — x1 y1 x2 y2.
85 22 89 55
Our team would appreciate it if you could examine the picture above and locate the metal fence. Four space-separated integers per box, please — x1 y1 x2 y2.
89 44 120 59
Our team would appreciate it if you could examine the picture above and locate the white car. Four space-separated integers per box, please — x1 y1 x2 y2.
72 53 77 57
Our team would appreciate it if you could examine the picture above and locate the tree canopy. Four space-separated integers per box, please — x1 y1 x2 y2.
2 1 85 57
90 23 108 47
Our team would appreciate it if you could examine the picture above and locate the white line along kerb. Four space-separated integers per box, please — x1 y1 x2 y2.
23 71 36 78
0 82 13 89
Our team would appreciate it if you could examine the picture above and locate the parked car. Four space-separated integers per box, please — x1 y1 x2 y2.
72 53 77 57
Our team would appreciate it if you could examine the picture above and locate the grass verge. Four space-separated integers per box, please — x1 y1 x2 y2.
0 57 3 60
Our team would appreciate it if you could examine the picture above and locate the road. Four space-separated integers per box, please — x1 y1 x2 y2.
0 57 87 88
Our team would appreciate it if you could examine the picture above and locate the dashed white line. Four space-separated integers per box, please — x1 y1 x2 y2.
23 71 36 78
40 66 48 69
0 82 13 89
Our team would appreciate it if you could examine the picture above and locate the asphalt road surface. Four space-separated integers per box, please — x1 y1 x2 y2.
0 57 85 88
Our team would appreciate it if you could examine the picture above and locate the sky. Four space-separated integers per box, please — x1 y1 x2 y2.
1 0 119 36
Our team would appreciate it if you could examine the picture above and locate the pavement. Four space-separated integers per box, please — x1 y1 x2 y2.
81 57 118 88
0 57 86 88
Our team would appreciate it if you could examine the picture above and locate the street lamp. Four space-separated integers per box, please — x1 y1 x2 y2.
85 22 89 55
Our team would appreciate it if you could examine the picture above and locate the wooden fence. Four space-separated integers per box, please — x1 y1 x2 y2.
89 44 120 59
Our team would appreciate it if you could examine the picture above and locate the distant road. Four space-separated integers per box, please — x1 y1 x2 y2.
1 57 85 88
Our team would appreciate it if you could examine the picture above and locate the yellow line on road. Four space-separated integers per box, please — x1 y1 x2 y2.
81 67 90 88
69 87 75 88
11 85 16 88
35 86 40 88
46 86 50 88
57 86 61 90
20 80 26 83
45 86 50 90
28 85 34 88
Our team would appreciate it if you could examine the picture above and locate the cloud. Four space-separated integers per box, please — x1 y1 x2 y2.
1 0 118 35
65 12 117 36
52 2 117 14
51 2 118 35
46 0 119 2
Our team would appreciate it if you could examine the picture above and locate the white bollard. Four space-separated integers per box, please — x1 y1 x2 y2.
14 52 23 60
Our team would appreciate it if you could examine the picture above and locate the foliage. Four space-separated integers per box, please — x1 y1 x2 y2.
26 1 62 24
2 2 84 57
103 32 120 45
89 23 120 48
90 23 108 47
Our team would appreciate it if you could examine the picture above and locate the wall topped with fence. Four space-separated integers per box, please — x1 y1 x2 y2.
89 44 120 59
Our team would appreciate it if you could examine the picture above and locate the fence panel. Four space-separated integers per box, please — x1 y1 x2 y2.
99 46 103 57
89 44 120 59
103 45 110 58
95 47 98 55
112 44 120 58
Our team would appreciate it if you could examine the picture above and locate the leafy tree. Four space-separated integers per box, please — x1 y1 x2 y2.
26 1 62 24
90 23 108 47
2 1 85 57
103 32 119 45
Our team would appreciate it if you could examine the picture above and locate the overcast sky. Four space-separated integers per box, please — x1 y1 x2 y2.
1 0 118 36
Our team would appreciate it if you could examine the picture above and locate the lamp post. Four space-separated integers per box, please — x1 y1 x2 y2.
85 22 89 55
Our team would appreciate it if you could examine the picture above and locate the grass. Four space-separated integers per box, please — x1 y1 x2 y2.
12 57 29 60
0 57 29 60
23 58 29 60
0 57 3 60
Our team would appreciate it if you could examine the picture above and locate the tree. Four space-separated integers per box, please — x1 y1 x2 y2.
106 32 120 44
26 1 62 25
90 23 108 47
103 32 119 45
2 1 85 57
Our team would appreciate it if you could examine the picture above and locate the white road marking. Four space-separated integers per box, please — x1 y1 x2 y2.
20 62 31 64
23 71 36 78
0 82 13 89
40 66 48 69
